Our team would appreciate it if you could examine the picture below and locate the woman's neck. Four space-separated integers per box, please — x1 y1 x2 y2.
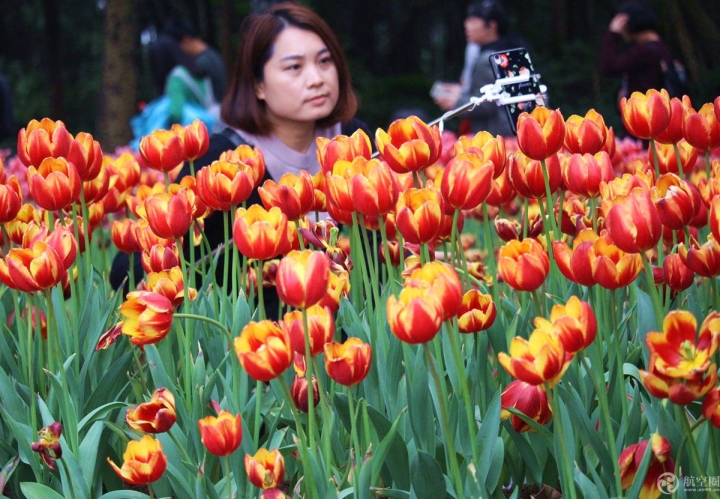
271 121 316 153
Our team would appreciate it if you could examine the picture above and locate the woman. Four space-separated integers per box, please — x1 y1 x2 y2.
111 2 369 297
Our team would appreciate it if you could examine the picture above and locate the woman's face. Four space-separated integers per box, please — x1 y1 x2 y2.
256 26 340 129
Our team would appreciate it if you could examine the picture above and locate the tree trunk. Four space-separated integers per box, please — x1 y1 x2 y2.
98 0 138 150
42 0 63 119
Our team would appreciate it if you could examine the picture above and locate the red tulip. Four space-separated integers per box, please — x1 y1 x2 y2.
516 107 566 160
620 89 671 140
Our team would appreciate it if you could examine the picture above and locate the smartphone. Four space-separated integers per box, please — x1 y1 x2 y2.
488 48 546 133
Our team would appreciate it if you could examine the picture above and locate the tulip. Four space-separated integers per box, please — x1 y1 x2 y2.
651 173 702 230
144 267 197 308
386 281 444 344
655 96 692 145
561 151 614 198
196 161 251 211
653 140 698 175
275 250 329 309
6 306 47 340
317 269 350 313
394 185 444 244
281 304 334 356
500 380 552 433
516 107 566 161
126 387 177 434
245 448 286 490
620 89 671 140
17 118 72 168
375 116 442 174
660 253 694 293
0 242 67 293
605 188 662 254
678 234 720 279
600 170 654 202
67 131 103 181
457 289 497 334
111 218 141 254
497 326 570 387
27 157 82 211
563 109 607 155
640 360 717 406
710 195 720 243
233 205 291 261
219 144 266 186
234 321 293 382
407 261 463 321
497 238 549 292
139 128 185 173
702 386 720 429
454 131 506 177
323 337 372 386
40 224 78 270
590 230 643 290
259 170 315 222
486 168 517 207
142 189 194 240
107 435 167 485
198 410 243 456
316 128 372 174
82 164 110 204
683 102 720 152
618 434 674 499
175 120 209 161
31 422 63 469
4 203 43 245
290 373 319 413
119 291 175 346
0 175 23 223
507 151 562 199
440 152 494 211
546 296 597 354
349 158 399 217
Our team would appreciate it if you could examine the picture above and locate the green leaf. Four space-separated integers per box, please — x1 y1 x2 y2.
408 350 434 454
486 437 504 492
98 491 151 499
366 405 410 490
79 420 105 492
19 482 65 499
409 450 446 499
0 455 20 494
78 402 127 432
371 407 407 487
476 391 501 489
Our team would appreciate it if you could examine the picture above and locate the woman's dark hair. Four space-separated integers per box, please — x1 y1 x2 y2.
221 2 358 135
618 1 658 34
467 0 509 36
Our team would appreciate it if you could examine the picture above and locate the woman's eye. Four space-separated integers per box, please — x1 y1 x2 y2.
319 57 333 66
285 64 301 71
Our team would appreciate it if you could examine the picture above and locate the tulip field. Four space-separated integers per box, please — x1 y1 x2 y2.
2 89 720 499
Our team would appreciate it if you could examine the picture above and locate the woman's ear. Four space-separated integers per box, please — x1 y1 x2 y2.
255 82 266 101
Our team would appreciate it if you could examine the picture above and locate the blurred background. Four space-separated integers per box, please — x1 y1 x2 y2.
0 0 718 151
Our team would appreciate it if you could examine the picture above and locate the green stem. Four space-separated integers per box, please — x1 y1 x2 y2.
609 289 629 421
174 313 232 342
223 456 232 499
672 142 684 178
347 388 362 498
482 202 500 306
176 237 193 400
447 320 480 464
545 384 578 499
255 259 266 321
641 252 665 329
302 308 317 449
649 138 660 179
253 380 263 447
423 344 465 499
377 216 398 296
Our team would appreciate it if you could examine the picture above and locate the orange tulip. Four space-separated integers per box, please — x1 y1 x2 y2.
546 296 597 354
655 96 692 144
0 241 67 293
457 289 497 334
497 238 549 292
386 281 444 344
119 291 175 346
4 203 43 245
375 116 442 174
651 173 702 230
0 175 23 223
653 140 698 175
234 321 293 382
440 152 494 211
323 337 372 386
453 131 506 178
233 205 291 261
407 261 463 321
245 448 286 490
618 434 674 498
702 387 720 429
198 410 243 456
316 128 372 174
102 154 141 214
281 304 334 356
563 109 607 155
27 157 82 211
349 157 399 217
17 118 72 168
82 164 110 204
175 120 209 162
290 373 319 414
259 170 315 222
144 267 197 308
141 243 181 274
659 253 694 293
67 131 103 181
600 170 654 202
620 89 671 140
139 128 185 173
394 185 444 244
497 326 570 387
683 102 720 152
678 234 720 279
553 229 598 287
196 160 255 210
561 151 614 198
711 195 720 243
111 218 141 254
141 189 194 240
275 250 329 309
107 435 167 485
641 359 717 406
516 107 566 161
126 387 176 434
605 188 662 253
500 380 552 433
591 230 643 290
507 151 562 199
324 157 356 213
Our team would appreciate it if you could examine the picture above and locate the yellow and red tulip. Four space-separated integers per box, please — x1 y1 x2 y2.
620 89 671 140
126 387 176 434
457 289 497 334
590 230 643 290
497 326 570 388
107 435 167 485
141 242 181 274
605 188 662 254
31 422 63 469
702 386 720 429
454 131 506 177
234 321 293 382
233 205 291 261
386 281 444 344
563 109 607 155
659 252 695 293
17 118 72 168
653 140 698 175
349 158 399 217
710 195 720 243
138 128 185 173
546 296 597 354
198 410 243 457
4 203 43 245
259 170 315 222
281 304 334 356
275 250 330 309
678 234 720 279
245 448 286 490
407 261 463 321
323 337 372 386
561 151 614 198
375 116 442 174
655 96 692 145
67 131 103 181
0 175 23 223
141 189 194 240
497 238 550 292
0 241 67 293
27 157 82 211
290 371 319 414
119 291 175 346
618 434 674 499
144 266 197 308
316 128 372 174
394 185 444 244
651 173 702 230
174 119 209 162
440 152 494 211
111 218 141 254
507 151 562 199
219 144 266 187
516 107 566 161
683 102 720 152
500 380 552 433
